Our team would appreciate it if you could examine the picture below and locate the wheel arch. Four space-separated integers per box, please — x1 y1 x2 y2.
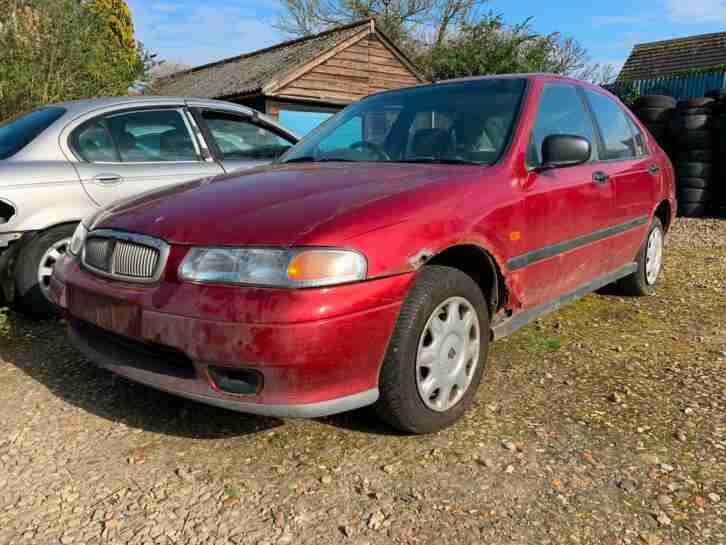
423 244 507 316
1 221 80 303
653 199 672 233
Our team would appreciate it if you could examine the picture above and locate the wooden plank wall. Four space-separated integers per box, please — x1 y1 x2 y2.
276 34 420 104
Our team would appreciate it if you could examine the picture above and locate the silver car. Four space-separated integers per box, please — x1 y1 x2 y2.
0 96 299 318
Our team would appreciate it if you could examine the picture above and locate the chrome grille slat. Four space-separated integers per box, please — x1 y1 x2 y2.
112 241 160 278
81 230 169 283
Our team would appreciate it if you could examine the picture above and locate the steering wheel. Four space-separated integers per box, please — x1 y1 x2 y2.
349 141 390 161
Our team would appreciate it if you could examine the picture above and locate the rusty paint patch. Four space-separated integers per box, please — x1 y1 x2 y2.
408 249 433 269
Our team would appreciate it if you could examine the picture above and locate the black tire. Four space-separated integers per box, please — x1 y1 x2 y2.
616 217 664 297
714 115 726 131
678 98 715 110
644 123 669 142
678 188 711 202
375 265 490 434
679 201 709 217
678 177 711 189
677 130 712 149
635 95 676 109
678 107 716 116
677 149 713 162
13 223 76 319
670 114 712 131
676 162 713 178
635 108 673 124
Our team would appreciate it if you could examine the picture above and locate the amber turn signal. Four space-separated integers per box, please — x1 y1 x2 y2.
287 250 367 287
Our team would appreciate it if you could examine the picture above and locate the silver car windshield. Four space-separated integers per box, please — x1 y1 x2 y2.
280 78 527 166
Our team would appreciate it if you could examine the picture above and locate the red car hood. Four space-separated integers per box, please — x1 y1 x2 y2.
94 163 480 247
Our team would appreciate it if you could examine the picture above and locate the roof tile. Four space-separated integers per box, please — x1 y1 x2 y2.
154 20 371 98
619 32 726 81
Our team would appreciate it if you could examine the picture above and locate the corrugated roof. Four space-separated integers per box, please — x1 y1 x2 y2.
154 20 373 99
619 32 726 81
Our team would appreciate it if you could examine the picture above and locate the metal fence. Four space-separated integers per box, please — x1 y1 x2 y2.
618 72 726 100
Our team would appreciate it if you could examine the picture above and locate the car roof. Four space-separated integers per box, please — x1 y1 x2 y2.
38 96 299 141
364 73 603 100
48 96 255 116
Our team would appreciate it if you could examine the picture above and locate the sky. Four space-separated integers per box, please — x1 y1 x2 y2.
127 0 726 74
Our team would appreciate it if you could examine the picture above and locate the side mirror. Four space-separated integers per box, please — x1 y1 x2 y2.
540 134 591 170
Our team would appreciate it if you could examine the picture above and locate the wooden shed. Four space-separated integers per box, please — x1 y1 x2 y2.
154 19 425 134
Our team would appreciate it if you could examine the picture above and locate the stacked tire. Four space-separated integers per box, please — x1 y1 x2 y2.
707 89 726 218
669 97 716 217
632 95 676 154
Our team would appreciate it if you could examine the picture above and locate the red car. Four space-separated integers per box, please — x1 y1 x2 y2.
50 75 676 434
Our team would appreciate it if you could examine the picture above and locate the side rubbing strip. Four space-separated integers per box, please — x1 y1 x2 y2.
507 215 649 271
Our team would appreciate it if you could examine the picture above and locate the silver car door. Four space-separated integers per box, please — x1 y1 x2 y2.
193 108 297 173
71 107 224 207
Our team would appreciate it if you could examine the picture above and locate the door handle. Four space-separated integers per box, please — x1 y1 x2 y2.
648 164 660 174
592 171 610 184
93 173 122 184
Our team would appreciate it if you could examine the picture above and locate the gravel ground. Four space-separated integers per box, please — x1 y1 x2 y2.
0 218 724 545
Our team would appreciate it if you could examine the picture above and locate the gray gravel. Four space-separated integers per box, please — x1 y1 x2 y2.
0 217 724 545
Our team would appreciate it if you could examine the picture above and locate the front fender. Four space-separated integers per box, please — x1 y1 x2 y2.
345 218 522 309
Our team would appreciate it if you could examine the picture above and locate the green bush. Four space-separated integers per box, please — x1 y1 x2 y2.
0 0 146 121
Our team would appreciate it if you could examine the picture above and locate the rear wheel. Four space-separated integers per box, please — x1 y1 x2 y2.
617 218 664 296
375 265 489 434
14 224 76 319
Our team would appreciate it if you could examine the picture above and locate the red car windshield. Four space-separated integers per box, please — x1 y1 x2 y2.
281 78 527 166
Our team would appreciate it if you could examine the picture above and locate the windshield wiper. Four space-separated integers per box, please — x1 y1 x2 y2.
399 157 483 166
282 156 357 164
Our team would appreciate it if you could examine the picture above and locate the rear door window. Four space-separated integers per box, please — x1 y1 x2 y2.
105 109 200 162
625 116 648 157
584 89 638 161
0 107 66 159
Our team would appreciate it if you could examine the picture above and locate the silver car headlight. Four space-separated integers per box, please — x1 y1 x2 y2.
179 248 367 288
69 223 88 256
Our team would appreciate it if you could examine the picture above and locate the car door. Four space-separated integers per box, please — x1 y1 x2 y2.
516 83 614 307
193 108 297 173
582 89 655 269
71 107 224 207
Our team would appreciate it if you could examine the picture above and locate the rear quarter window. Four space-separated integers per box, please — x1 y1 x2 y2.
0 107 66 159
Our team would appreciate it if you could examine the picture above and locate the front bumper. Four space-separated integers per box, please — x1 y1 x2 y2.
52 255 414 417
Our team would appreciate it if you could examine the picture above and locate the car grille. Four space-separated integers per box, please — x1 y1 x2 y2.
113 241 160 278
82 230 169 283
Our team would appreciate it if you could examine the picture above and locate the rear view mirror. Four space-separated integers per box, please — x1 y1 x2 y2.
540 134 591 170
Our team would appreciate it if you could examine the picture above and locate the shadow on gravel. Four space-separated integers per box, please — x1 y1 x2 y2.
0 310 283 439
317 406 408 437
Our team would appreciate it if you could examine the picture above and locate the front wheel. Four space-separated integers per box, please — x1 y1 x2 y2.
14 224 76 319
375 265 490 434
617 217 664 296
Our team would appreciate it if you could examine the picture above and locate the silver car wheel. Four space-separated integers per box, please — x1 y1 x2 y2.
644 226 663 286
416 296 481 412
37 237 70 299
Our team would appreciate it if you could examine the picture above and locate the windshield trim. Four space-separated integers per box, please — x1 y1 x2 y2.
278 76 531 168
487 76 531 168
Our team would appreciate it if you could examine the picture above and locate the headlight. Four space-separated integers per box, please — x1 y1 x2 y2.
179 248 367 288
69 223 88 256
